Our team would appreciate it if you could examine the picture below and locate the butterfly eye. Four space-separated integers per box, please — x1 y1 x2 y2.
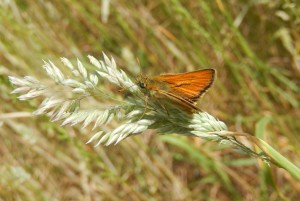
138 82 146 89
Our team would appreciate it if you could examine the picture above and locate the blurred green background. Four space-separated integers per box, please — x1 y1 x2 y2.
1 0 300 200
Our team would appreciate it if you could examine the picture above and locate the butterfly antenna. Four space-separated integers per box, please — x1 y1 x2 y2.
136 56 141 67
118 83 137 92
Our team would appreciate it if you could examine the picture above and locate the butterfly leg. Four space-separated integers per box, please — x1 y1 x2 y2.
139 95 149 120
155 99 169 116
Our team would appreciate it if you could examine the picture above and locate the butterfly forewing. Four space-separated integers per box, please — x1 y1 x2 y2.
152 69 215 103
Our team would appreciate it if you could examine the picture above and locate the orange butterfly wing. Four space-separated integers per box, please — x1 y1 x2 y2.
152 69 215 104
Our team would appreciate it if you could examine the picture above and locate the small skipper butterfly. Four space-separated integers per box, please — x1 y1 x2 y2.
136 69 215 112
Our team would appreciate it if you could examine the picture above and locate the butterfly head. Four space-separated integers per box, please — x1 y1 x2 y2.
136 74 150 94
136 74 148 88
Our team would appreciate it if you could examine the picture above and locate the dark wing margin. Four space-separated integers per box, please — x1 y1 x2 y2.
187 69 215 102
